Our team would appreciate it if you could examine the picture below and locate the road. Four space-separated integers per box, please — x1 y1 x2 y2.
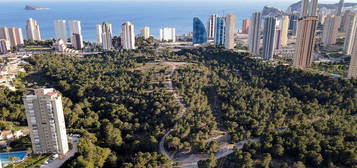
43 136 79 168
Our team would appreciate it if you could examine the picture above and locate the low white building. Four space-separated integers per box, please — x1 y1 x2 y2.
160 27 176 42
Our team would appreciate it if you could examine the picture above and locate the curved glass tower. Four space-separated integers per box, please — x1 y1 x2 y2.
193 17 208 44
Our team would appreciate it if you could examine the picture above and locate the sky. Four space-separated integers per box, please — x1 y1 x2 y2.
0 0 345 3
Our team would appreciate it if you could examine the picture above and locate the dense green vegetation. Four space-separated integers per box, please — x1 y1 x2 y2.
1 46 356 167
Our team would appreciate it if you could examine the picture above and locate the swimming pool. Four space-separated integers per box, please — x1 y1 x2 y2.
0 151 27 164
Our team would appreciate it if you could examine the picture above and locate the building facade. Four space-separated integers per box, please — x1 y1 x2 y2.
248 12 262 56
322 15 341 47
347 35 357 79
224 13 237 49
0 39 10 54
242 19 250 34
121 22 136 50
101 22 113 50
72 33 84 50
293 0 318 69
23 88 69 155
96 24 103 44
54 20 67 41
280 16 289 47
8 28 24 47
344 13 357 55
68 20 82 44
160 27 176 42
141 26 150 39
26 18 42 41
207 14 217 39
262 17 277 60
215 16 226 46
193 17 208 44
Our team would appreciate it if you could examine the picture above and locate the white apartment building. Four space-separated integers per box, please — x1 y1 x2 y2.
23 88 69 155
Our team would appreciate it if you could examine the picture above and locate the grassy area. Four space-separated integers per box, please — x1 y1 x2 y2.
311 62 349 76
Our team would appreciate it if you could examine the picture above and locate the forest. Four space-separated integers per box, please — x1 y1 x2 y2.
1 46 356 167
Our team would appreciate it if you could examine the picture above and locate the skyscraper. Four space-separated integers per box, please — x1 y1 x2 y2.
215 16 226 46
224 13 237 49
160 27 176 42
344 13 357 55
68 20 82 45
337 0 344 16
72 33 84 50
248 12 262 56
262 17 277 60
54 20 67 41
340 10 353 32
242 19 250 34
280 16 289 46
101 22 113 50
141 26 150 39
294 0 319 68
207 14 217 39
0 27 23 47
347 37 357 79
289 14 299 35
23 88 69 155
121 22 136 50
8 28 24 47
322 15 341 47
96 24 102 43
193 17 208 44
26 18 41 41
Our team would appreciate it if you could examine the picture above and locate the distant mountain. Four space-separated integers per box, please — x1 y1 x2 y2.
289 1 357 12
25 5 49 10
262 6 286 18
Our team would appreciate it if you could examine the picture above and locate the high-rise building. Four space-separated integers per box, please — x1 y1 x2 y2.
242 19 250 34
294 0 319 69
224 13 237 49
54 20 67 41
141 26 150 39
289 14 299 35
215 16 226 46
72 33 84 50
207 14 217 39
347 36 357 79
274 29 282 50
0 27 10 41
68 20 82 44
26 18 41 41
121 22 136 50
0 39 10 54
337 0 344 16
193 17 208 44
262 17 277 60
23 88 69 155
248 12 262 56
344 13 357 55
294 16 318 68
96 24 102 44
160 27 176 42
280 16 289 46
340 10 353 32
322 15 341 47
101 22 113 50
8 28 24 47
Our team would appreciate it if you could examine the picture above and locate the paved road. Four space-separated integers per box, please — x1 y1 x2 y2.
43 137 79 168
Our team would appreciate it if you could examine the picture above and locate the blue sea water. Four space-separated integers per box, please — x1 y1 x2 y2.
0 1 291 41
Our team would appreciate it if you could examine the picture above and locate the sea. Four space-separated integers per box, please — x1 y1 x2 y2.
0 1 292 42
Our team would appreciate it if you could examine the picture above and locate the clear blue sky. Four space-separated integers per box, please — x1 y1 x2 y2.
0 0 345 3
